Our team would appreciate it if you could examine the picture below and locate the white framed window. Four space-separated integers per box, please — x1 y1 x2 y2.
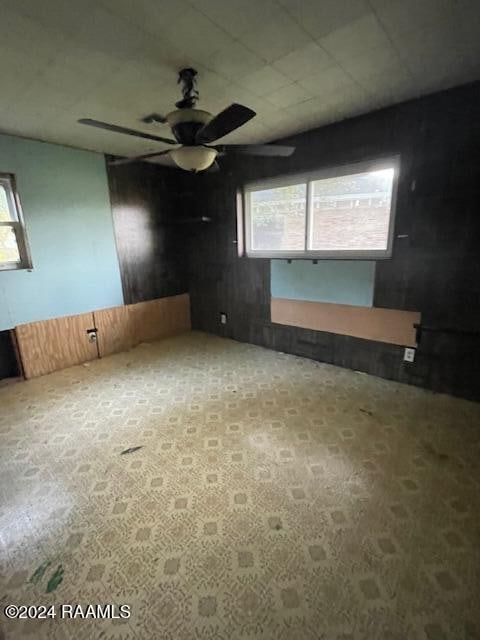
0 173 32 271
243 156 400 259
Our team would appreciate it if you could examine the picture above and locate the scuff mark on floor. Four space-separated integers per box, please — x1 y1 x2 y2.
422 440 450 462
120 446 143 455
29 560 52 585
359 408 373 416
46 565 64 593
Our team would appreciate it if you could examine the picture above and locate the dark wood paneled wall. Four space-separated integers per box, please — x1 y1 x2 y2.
184 81 480 402
107 159 188 304
0 330 19 380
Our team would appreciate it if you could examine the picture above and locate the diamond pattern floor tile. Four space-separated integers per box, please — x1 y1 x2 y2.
0 331 479 639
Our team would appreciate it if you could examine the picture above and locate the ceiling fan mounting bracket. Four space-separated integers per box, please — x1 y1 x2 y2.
176 67 199 110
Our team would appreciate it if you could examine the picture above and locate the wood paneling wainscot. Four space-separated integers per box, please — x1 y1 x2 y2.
16 313 98 378
15 294 192 377
130 293 191 344
94 305 135 358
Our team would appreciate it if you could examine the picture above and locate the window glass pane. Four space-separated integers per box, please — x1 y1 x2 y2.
0 225 21 262
0 184 13 222
250 183 306 251
309 168 394 251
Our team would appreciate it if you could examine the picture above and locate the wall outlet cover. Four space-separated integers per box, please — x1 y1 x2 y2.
220 313 227 325
404 347 415 363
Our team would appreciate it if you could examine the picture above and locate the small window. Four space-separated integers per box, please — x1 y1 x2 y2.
0 173 32 270
243 157 399 259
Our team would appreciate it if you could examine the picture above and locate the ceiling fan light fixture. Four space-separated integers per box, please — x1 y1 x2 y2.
171 146 217 172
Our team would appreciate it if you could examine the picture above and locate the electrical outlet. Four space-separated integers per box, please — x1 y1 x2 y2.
404 347 415 363
86 329 97 343
220 313 227 325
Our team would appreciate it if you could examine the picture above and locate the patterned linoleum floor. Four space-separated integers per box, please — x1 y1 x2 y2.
0 331 479 640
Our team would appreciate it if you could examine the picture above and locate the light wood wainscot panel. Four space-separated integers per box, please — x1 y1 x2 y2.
271 297 420 347
16 312 98 379
94 305 136 358
130 293 191 344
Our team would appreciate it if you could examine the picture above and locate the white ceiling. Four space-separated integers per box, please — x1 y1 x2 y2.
0 0 479 160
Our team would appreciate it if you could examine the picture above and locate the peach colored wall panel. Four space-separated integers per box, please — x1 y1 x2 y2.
271 297 420 347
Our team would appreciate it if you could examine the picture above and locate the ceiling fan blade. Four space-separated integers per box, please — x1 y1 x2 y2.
78 118 177 145
196 104 256 144
108 150 172 166
215 143 295 157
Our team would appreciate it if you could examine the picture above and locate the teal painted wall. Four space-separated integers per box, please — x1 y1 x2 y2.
0 134 123 330
271 260 375 307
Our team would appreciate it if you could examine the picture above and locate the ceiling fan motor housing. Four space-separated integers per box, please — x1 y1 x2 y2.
167 108 212 146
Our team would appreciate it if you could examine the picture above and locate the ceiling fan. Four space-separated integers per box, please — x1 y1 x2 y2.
78 68 295 173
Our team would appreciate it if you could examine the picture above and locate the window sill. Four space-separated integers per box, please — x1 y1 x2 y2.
0 262 33 272
245 251 392 260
